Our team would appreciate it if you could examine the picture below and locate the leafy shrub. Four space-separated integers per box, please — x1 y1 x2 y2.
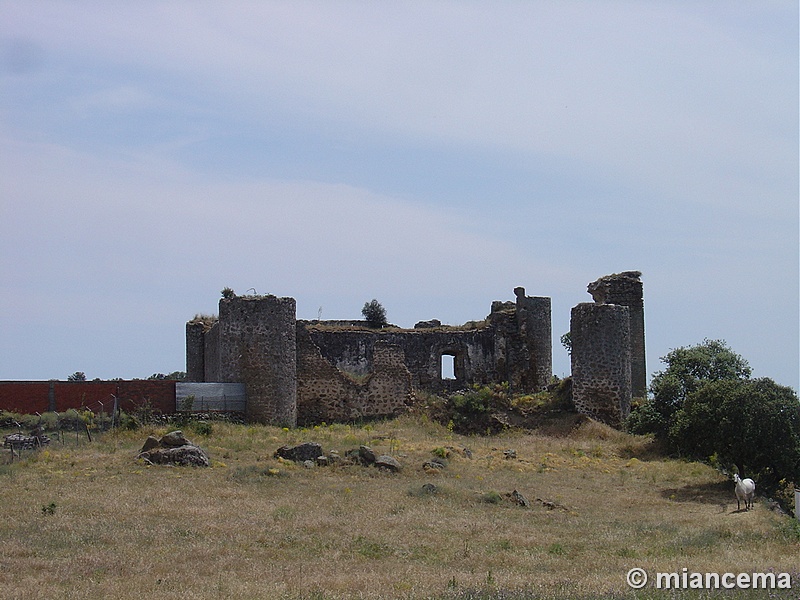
445 383 509 435
189 420 213 436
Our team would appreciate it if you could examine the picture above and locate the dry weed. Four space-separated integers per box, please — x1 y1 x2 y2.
0 414 796 599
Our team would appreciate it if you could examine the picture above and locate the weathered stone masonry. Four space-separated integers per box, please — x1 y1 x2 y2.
570 303 632 428
186 273 644 428
570 271 646 428
187 295 296 426
188 289 552 426
587 271 646 398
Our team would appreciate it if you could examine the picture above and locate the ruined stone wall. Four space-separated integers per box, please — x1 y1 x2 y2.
570 302 632 427
296 326 413 425
305 325 498 395
588 271 645 397
217 296 297 426
187 287 554 425
303 292 551 397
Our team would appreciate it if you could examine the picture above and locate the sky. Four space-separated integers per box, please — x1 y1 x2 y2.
1 1 797 391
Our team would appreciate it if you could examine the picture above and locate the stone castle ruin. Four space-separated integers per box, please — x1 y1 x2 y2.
186 272 644 429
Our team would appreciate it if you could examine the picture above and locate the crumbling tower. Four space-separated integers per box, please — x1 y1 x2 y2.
187 295 297 426
570 302 632 428
587 271 646 398
569 271 645 428
514 287 552 393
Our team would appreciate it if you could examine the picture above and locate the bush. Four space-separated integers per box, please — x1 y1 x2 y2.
670 377 800 489
445 383 509 435
645 339 751 438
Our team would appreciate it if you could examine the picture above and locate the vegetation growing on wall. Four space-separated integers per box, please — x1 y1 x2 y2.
361 299 388 328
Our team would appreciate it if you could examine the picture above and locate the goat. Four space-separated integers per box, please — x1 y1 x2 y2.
733 473 756 511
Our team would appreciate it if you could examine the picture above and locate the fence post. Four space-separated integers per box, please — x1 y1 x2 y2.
111 395 118 430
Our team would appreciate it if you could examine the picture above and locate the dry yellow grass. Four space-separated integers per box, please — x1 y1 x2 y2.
1 415 797 599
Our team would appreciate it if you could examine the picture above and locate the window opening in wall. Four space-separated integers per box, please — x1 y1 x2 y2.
441 353 456 380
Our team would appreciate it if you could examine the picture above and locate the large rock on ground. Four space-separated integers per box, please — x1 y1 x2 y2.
160 430 190 448
274 442 324 462
137 430 209 467
140 445 210 467
375 455 402 472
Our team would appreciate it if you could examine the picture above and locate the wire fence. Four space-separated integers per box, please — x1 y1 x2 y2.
1 394 245 462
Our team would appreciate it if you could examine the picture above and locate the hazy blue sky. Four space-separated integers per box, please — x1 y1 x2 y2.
1 2 797 390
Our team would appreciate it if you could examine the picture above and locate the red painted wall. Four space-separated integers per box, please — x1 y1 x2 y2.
0 382 51 414
0 381 176 415
53 382 117 412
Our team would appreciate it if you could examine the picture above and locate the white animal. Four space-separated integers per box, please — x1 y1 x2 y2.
733 473 756 511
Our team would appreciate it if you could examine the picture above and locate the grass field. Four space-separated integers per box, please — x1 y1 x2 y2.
1 414 798 599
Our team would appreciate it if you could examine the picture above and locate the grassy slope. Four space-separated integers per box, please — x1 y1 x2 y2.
1 415 798 599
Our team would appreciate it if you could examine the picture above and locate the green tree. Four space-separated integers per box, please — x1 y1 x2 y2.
670 377 800 487
361 299 388 328
67 371 87 381
560 331 572 356
631 339 751 438
147 371 187 381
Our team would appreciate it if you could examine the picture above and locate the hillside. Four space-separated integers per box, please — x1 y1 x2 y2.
1 414 798 599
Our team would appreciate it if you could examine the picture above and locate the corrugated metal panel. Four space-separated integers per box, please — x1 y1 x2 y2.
176 382 246 412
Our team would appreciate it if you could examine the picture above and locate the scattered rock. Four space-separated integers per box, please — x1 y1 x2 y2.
140 436 160 453
160 430 190 448
302 459 315 469
316 455 329 467
421 483 438 495
274 442 323 462
137 430 209 467
506 489 530 508
375 455 402 472
535 497 570 512
359 445 377 465
503 449 517 460
422 459 446 471
140 445 210 467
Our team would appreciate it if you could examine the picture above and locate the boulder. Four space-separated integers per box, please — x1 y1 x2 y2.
375 455 402 472
137 431 209 467
274 442 324 462
358 445 377 465
140 436 160 453
139 445 209 467
506 489 530 508
160 430 190 448
421 483 438 495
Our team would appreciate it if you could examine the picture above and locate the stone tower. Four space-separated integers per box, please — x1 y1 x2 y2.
570 302 632 428
514 287 552 393
208 295 298 426
587 271 646 398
